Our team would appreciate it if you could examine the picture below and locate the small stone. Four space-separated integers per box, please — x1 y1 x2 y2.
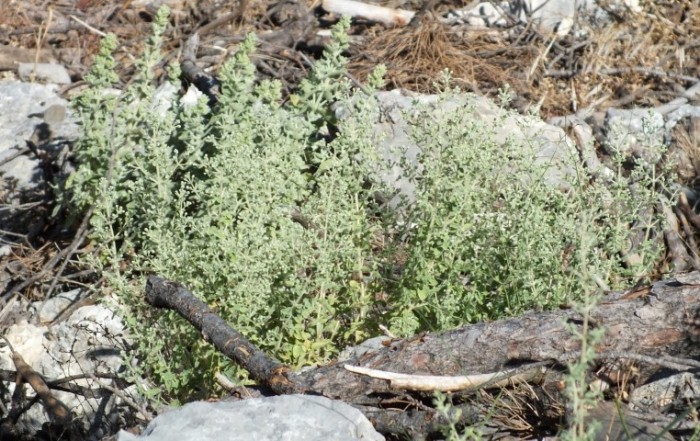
18 63 71 85
0 245 11 257
32 288 82 323
42 104 67 126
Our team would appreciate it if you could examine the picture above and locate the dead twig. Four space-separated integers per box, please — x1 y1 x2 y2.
0 147 31 168
675 206 700 270
180 33 220 106
344 361 550 392
1 212 91 304
196 11 243 36
661 199 690 272
679 192 700 231
0 337 72 426
68 15 107 37
145 275 302 395
86 373 153 422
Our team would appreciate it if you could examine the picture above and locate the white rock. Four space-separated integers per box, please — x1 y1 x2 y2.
0 304 135 437
0 81 79 192
355 89 578 208
180 84 205 108
0 245 11 257
118 395 384 441
32 288 82 324
18 63 71 85
604 107 665 164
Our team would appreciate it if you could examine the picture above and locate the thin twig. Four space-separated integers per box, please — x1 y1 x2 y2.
0 229 28 239
1 206 92 303
296 51 373 97
675 206 700 270
86 373 153 422
679 192 700 230
0 202 43 213
196 12 241 36
0 369 119 399
43 227 90 301
0 336 72 425
558 351 700 372
546 67 699 83
379 324 398 339
68 15 107 37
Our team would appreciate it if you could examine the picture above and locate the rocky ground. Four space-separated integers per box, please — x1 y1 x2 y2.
1 0 700 440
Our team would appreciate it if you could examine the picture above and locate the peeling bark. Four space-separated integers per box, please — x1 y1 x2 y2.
145 272 700 438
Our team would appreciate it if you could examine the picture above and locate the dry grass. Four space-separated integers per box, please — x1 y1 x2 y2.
474 381 566 438
348 1 700 118
349 17 536 95
2 0 697 120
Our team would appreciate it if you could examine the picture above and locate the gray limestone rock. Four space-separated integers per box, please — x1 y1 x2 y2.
117 395 384 441
0 81 79 192
31 288 82 324
0 301 140 438
630 372 700 412
18 63 72 85
338 336 391 361
348 89 579 209
603 107 666 165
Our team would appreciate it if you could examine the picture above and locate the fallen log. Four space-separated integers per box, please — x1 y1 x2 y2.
145 272 700 438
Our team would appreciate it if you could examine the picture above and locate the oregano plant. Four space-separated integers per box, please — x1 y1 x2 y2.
66 7 669 406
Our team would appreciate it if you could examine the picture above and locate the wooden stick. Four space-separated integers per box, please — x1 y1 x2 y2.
145 275 303 395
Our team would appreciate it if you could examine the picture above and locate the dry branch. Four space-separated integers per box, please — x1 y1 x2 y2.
144 276 302 395
0 337 72 427
180 33 221 106
343 362 549 392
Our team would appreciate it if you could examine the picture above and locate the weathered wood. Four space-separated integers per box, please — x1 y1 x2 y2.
583 401 674 441
0 337 72 430
180 33 220 107
298 276 700 400
145 272 700 438
322 0 415 27
145 275 302 395
145 275 483 438
357 404 481 440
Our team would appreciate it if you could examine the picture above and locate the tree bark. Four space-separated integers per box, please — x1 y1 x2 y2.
304 274 700 399
145 272 700 438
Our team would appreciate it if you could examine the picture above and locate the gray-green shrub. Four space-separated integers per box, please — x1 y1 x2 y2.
65 7 668 402
385 84 667 335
